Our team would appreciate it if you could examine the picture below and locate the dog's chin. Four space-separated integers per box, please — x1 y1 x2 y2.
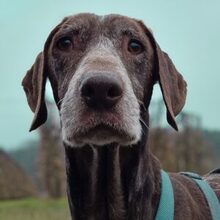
63 124 139 148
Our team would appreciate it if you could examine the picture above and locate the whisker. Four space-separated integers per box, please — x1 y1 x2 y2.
57 98 65 106
139 117 149 129
137 99 147 113
57 95 73 107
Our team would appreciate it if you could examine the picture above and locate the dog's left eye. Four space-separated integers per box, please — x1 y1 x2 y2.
128 39 144 54
56 37 73 51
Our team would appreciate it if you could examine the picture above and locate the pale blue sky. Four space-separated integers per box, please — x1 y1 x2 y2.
0 0 220 149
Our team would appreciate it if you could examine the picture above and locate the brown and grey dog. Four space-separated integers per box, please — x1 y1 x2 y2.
22 13 220 220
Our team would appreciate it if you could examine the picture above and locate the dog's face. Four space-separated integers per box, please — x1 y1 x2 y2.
22 13 187 147
50 14 155 147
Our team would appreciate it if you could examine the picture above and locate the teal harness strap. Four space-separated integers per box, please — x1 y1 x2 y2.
180 172 220 220
155 170 174 220
155 170 220 220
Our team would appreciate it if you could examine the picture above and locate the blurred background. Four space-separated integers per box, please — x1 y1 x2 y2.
0 0 219 219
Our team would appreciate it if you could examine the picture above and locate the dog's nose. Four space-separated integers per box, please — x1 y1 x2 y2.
80 74 123 110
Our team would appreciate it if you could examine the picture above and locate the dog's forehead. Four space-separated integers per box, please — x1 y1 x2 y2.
102 14 140 30
63 13 98 29
60 13 141 35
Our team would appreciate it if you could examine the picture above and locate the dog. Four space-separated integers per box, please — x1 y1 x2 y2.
22 13 220 220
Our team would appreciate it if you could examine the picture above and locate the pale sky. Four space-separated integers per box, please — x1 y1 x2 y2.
0 0 220 150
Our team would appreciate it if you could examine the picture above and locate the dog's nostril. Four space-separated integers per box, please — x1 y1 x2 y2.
107 85 122 99
81 84 95 100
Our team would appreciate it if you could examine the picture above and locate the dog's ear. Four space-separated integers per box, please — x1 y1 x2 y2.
22 19 67 131
22 52 47 131
138 21 187 130
156 48 187 130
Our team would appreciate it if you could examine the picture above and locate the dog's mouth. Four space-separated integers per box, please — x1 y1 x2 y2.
65 119 137 147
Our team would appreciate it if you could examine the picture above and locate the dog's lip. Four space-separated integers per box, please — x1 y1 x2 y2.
74 123 127 138
81 109 121 124
76 110 124 134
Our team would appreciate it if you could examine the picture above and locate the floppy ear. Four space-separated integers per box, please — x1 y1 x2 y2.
156 47 187 130
22 18 67 131
138 21 187 130
22 52 47 131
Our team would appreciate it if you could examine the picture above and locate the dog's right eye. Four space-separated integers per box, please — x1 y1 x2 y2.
128 39 144 55
56 37 73 51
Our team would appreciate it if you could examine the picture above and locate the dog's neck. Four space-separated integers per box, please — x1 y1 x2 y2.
64 115 161 220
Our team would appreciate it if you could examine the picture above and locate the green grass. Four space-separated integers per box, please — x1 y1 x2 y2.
0 198 70 220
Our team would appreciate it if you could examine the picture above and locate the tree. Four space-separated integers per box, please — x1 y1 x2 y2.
38 100 66 198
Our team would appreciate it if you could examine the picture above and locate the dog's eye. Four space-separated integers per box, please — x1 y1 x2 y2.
128 39 144 54
57 37 73 51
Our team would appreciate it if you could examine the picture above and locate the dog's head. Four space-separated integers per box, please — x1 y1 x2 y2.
22 13 187 147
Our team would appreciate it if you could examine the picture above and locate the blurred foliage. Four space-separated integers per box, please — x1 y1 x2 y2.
149 127 215 174
0 150 36 200
149 99 219 174
9 140 38 181
203 130 220 154
0 198 70 220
